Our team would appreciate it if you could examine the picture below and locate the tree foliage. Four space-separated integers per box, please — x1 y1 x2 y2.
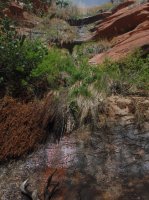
0 18 48 98
56 0 70 8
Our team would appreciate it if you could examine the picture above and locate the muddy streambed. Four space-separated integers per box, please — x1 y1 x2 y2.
0 124 149 200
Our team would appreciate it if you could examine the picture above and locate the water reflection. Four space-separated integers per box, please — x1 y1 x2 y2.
0 123 149 199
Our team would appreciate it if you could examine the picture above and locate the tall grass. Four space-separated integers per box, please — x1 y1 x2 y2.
32 48 149 101
31 47 149 127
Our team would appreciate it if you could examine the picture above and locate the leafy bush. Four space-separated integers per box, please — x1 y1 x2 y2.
94 51 149 94
32 47 95 97
32 48 74 88
1 18 148 100
0 18 48 98
32 46 149 99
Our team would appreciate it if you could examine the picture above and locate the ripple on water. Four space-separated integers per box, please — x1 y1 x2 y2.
46 136 78 168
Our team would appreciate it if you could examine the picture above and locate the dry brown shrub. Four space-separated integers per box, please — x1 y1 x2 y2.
0 92 69 162
0 94 55 162
0 96 42 161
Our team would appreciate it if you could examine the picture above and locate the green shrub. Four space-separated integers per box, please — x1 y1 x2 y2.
0 18 48 98
33 46 149 99
72 50 149 96
31 48 75 88
119 51 149 89
1 19 148 100
32 47 95 97
95 51 149 94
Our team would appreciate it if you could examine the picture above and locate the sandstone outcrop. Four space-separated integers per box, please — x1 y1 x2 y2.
32 0 49 14
90 2 149 64
111 0 135 14
3 2 24 19
3 1 42 28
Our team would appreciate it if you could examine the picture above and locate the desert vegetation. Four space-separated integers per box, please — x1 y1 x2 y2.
35 17 77 44
0 0 149 163
1 18 149 122
0 18 49 99
1 2 149 200
31 45 149 100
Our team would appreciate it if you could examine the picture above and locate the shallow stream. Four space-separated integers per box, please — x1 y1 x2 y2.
1 122 149 199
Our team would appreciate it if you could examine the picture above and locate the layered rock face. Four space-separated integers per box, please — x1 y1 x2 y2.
90 2 149 64
32 0 49 14
2 1 44 28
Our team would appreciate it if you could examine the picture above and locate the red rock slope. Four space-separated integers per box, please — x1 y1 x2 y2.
90 2 149 64
2 1 45 28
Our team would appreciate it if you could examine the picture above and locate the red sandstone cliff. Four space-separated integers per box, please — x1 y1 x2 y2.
2 1 48 28
90 2 149 64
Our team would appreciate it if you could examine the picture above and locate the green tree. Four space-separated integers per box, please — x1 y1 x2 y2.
0 18 48 98
56 0 70 8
